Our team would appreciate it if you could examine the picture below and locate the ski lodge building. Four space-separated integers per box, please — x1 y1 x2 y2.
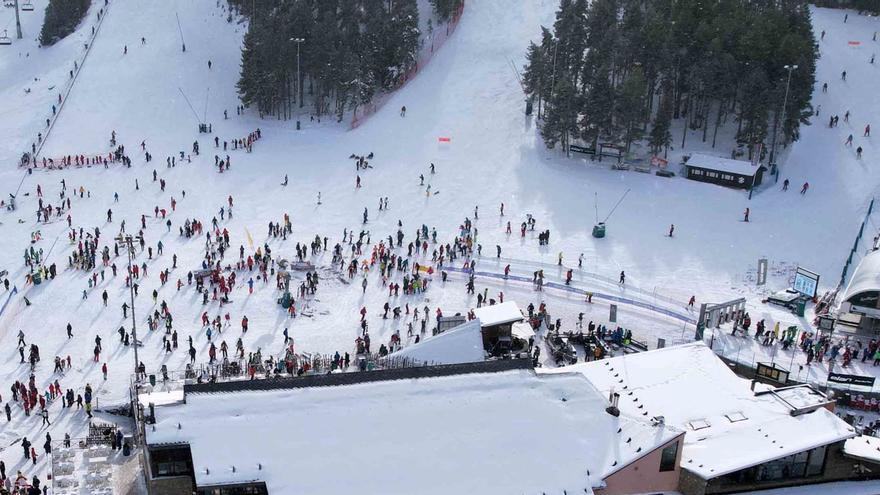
135 338 871 495
839 248 880 334
138 359 685 495
541 343 863 494
683 153 765 190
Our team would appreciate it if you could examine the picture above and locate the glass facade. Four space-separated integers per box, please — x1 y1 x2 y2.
198 482 269 495
716 444 828 487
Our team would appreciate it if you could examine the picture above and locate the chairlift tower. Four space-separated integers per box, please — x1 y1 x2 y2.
14 0 22 39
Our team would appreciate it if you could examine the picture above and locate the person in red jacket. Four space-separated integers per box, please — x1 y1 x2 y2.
241 316 249 333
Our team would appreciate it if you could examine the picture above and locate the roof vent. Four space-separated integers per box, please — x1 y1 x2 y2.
606 390 621 417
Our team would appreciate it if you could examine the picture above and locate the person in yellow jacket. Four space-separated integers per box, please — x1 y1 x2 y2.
772 321 780 343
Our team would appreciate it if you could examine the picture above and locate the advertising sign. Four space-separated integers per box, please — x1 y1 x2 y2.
793 266 819 298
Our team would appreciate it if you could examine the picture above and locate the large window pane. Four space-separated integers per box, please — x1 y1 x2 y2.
660 442 678 472
807 445 827 476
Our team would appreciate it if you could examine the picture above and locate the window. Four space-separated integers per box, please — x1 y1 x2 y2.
199 482 269 495
725 412 748 423
687 419 711 430
806 444 827 476
149 445 194 478
660 441 679 472
715 444 828 487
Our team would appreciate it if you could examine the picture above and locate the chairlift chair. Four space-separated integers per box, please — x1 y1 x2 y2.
21 0 34 11
0 30 11 46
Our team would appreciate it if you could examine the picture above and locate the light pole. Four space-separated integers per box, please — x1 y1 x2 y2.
771 64 797 182
116 233 143 380
290 37 305 109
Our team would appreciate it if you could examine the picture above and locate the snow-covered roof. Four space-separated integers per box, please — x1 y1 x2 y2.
844 435 880 464
472 301 523 327
138 389 184 407
539 343 856 480
385 318 485 365
146 369 678 494
843 249 880 304
686 153 760 176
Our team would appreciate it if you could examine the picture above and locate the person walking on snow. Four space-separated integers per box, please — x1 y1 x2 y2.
743 208 750 222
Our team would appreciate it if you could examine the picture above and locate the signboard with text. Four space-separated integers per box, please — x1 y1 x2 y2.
828 373 875 388
793 266 819 298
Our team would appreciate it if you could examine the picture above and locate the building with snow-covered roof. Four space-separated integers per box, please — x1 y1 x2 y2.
384 318 486 365
472 301 524 354
683 153 765 190
840 248 880 334
139 359 684 495
540 342 859 494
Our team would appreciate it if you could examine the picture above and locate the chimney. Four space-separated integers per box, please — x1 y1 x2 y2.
606 390 620 417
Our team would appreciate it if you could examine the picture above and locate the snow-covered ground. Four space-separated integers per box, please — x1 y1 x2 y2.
0 0 879 491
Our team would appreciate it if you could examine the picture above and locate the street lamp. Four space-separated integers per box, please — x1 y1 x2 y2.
116 233 143 380
290 37 305 109
771 64 798 182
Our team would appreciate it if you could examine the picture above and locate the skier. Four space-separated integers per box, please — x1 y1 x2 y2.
857 146 863 159
865 124 871 137
841 70 847 81
743 207 750 222
800 182 809 195
782 179 789 191
363 208 368 224
668 224 674 237
619 271 625 284
400 105 406 117
846 134 854 146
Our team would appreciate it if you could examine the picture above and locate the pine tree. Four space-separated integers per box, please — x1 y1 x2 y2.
615 68 646 152
40 0 91 46
429 0 463 21
649 81 673 156
541 74 579 150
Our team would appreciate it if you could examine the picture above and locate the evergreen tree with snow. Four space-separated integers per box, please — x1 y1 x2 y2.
40 0 91 46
